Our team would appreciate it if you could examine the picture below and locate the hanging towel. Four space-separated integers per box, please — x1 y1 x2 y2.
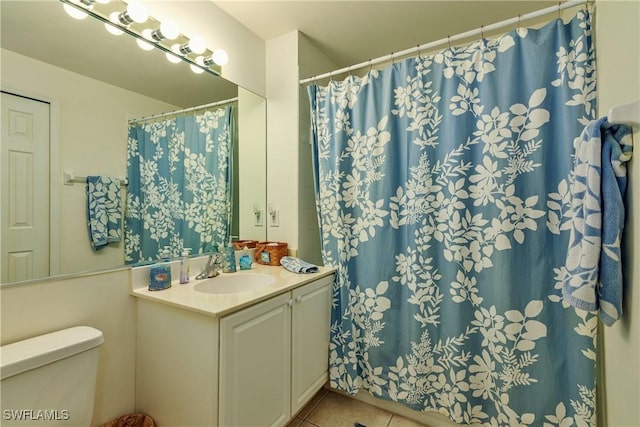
562 118 633 326
87 176 123 251
280 256 319 274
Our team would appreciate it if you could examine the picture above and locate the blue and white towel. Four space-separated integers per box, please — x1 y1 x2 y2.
280 256 319 274
562 118 633 325
87 176 123 250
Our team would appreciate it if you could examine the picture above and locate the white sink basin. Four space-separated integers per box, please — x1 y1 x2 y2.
193 273 275 294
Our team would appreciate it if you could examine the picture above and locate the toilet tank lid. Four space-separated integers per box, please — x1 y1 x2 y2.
0 326 104 380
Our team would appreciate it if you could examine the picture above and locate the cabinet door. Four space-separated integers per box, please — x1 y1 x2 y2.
291 275 333 413
219 292 291 427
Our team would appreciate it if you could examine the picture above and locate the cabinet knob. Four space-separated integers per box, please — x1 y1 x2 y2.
295 296 303 303
288 300 294 307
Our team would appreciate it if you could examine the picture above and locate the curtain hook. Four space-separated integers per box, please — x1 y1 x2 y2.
517 14 521 30
329 70 333 82
481 25 484 40
447 35 451 49
391 52 395 64
558 2 561 20
368 59 373 74
416 44 421 58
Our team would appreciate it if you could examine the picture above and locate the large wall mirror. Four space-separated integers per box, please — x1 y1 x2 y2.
1 0 267 285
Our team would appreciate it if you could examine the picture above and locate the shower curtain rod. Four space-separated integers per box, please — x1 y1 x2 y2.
300 0 588 84
129 97 238 124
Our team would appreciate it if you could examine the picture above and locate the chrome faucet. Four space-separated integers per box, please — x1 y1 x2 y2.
196 253 225 279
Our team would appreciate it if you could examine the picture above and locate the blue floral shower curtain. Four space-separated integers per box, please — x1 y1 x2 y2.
125 106 234 264
308 10 599 426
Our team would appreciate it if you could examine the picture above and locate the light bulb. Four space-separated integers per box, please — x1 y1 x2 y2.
190 56 205 74
127 1 148 23
190 64 205 74
166 52 182 63
212 49 228 66
63 3 89 19
136 36 154 51
151 20 179 42
105 12 124 35
178 36 206 55
166 44 182 63
188 36 206 55
118 1 148 25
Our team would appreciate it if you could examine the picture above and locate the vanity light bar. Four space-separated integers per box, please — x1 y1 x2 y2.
58 0 225 76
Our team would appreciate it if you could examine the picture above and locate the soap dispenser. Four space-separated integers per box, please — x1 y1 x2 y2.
149 247 172 291
179 248 191 284
223 239 236 273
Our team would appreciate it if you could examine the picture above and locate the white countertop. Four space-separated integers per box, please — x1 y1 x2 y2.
130 263 336 318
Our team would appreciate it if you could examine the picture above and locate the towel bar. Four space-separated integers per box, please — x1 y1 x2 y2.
64 170 128 186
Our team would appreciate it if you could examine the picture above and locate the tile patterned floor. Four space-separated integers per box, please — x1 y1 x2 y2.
286 389 427 427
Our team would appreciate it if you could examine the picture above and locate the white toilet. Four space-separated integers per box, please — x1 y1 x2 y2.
0 326 104 427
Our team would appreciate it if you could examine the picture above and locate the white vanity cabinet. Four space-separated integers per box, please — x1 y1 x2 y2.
290 276 333 413
134 270 334 427
219 275 332 427
219 292 292 426
136 299 220 427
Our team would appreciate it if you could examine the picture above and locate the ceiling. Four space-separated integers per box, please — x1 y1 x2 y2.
214 1 559 76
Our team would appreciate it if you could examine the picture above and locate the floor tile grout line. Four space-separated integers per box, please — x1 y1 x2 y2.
387 414 395 427
300 389 329 422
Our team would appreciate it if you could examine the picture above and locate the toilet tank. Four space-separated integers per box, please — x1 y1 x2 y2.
1 326 104 427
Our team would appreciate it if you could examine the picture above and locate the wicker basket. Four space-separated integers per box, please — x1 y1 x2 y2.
255 241 288 266
232 240 258 250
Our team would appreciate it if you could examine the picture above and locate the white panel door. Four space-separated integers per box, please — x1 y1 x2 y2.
1 91 50 283
219 292 292 427
291 275 332 413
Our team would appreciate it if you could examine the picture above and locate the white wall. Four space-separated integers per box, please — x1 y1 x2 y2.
238 87 268 240
265 31 340 259
297 34 339 264
0 269 135 427
1 49 177 276
596 1 640 426
266 31 301 249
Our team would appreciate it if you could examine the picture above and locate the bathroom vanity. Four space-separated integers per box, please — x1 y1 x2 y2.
131 263 335 427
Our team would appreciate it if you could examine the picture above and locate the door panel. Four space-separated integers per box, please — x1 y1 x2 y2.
1 91 50 283
291 276 332 413
219 292 291 427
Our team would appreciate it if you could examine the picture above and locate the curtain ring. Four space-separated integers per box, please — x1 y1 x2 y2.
329 71 333 82
415 44 421 58
480 25 484 40
390 52 395 64
447 35 451 49
517 14 521 30
368 59 373 73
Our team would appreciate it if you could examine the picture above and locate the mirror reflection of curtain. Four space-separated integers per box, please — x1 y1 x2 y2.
125 106 234 264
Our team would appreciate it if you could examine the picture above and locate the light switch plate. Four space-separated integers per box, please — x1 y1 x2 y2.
255 209 264 227
270 209 279 227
